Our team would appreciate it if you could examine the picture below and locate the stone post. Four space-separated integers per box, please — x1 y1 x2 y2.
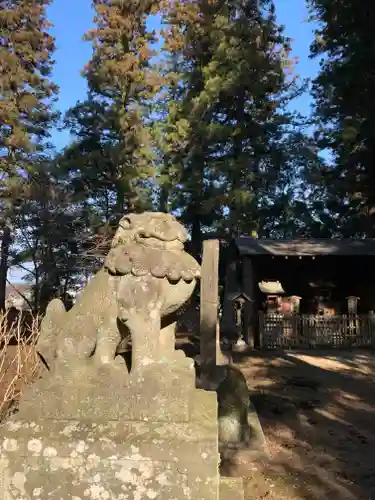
200 239 228 373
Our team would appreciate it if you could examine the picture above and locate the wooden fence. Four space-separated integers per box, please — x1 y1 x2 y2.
259 312 375 349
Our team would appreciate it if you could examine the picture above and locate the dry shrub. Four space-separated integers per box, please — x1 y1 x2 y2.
0 310 42 421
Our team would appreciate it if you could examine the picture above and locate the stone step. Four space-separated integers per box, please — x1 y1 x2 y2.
220 477 245 500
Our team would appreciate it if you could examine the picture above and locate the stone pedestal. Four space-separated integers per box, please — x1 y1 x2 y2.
0 358 245 500
13 360 197 423
1 389 219 500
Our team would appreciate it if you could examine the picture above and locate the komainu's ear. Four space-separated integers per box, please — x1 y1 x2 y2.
118 216 131 230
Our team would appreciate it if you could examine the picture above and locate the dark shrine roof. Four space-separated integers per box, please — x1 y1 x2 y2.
235 237 375 257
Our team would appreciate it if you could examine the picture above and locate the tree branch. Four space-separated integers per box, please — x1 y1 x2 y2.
5 279 33 312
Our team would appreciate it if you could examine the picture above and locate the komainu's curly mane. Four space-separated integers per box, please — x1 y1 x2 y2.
104 212 200 281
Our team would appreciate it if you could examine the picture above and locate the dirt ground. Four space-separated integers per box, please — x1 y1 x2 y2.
226 349 375 500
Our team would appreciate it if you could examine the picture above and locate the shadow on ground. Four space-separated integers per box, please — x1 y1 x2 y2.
219 348 375 499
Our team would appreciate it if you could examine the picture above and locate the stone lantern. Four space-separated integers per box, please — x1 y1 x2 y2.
289 295 302 314
228 291 253 351
346 296 359 315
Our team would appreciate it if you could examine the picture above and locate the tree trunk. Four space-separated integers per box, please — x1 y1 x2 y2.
190 214 202 262
228 91 245 238
159 185 169 213
0 225 11 311
115 187 125 222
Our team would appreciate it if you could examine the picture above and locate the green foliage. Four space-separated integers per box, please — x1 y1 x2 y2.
0 0 58 155
308 0 375 236
0 0 58 309
156 0 310 252
64 0 164 224
11 161 90 313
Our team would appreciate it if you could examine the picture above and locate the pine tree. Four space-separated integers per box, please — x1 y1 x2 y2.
204 0 304 237
159 0 306 250
159 0 233 256
64 0 165 226
308 0 375 236
0 0 58 309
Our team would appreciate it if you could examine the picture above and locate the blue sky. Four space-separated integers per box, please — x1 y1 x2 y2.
47 0 320 151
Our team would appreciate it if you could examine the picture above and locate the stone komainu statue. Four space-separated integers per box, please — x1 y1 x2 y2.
37 212 200 375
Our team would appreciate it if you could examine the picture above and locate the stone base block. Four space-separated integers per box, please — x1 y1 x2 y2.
17 361 196 423
0 391 220 500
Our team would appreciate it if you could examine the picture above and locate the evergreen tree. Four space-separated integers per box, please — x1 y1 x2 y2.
308 0 375 236
12 161 89 313
158 0 224 256
205 0 306 238
159 0 306 252
0 0 58 309
64 0 164 227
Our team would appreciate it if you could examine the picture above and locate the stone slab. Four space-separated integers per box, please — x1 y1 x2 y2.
17 361 196 423
0 390 220 500
221 400 267 465
220 477 245 500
